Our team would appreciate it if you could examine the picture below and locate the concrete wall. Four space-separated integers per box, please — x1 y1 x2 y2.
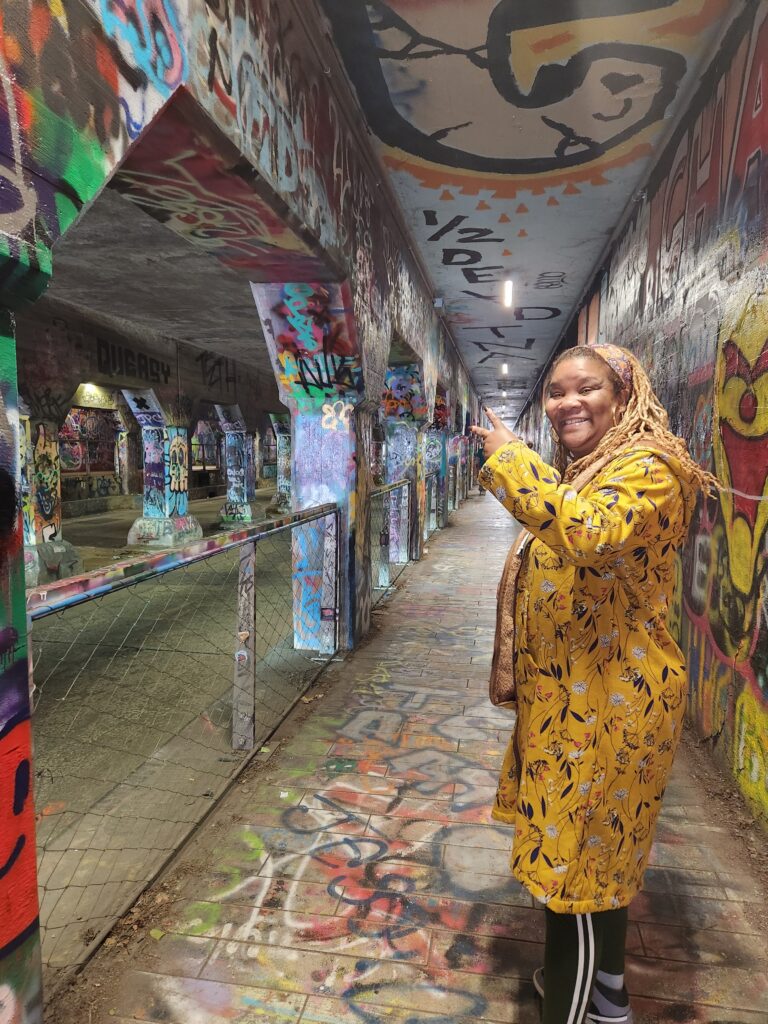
520 5 768 825
15 303 278 432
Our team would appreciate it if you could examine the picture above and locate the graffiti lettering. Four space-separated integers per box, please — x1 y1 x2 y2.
195 350 237 392
96 337 171 385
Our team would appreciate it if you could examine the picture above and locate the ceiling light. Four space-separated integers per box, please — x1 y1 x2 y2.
503 279 513 308
501 363 509 375
502 390 507 397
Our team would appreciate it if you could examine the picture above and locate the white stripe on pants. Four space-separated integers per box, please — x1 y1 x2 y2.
566 913 595 1024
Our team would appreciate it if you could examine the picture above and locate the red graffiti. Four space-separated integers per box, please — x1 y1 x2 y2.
0 720 37 954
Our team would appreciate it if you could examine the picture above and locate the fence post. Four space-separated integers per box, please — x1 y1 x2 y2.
233 540 256 749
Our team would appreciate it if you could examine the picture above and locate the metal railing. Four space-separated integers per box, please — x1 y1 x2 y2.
424 472 439 539
370 479 411 604
447 463 458 511
27 504 339 984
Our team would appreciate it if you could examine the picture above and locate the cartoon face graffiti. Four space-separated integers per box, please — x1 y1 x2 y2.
0 720 37 955
321 0 703 173
714 291 768 601
167 432 188 494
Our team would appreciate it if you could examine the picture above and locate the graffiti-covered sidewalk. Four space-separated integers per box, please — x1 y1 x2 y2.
52 496 768 1024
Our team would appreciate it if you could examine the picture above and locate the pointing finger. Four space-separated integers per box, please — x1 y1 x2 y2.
485 408 502 427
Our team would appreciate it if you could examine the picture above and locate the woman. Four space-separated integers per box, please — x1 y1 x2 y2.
471 345 715 1024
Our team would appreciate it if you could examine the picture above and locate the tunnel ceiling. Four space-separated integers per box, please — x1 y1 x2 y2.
321 0 734 417
46 188 274 377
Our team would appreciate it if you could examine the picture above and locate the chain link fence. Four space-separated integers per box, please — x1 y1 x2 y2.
370 480 411 605
27 504 339 985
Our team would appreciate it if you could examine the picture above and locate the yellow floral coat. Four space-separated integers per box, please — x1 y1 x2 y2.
479 441 697 914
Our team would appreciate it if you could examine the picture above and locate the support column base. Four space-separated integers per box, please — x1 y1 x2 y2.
24 549 39 588
266 491 292 516
127 515 203 548
219 501 253 526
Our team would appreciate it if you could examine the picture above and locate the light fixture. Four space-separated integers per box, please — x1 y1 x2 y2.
503 279 513 308
501 363 509 375
502 390 507 397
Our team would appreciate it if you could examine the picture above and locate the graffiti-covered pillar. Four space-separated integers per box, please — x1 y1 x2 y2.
425 428 447 531
123 390 202 548
382 364 430 560
29 421 61 544
0 311 44 1019
252 281 365 649
248 431 260 496
269 414 292 514
17 413 38 587
431 388 450 528
215 405 252 525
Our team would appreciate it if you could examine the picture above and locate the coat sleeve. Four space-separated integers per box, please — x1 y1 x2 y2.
478 441 682 568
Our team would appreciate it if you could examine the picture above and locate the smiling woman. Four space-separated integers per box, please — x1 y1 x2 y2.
471 344 718 1024
545 353 627 459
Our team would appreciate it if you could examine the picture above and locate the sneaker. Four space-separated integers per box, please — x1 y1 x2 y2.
531 969 633 1023
585 978 633 1023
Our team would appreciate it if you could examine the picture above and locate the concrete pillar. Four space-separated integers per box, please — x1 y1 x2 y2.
123 389 202 547
252 281 366 648
425 427 448 529
247 431 259 497
219 432 251 525
0 310 43 1018
18 414 38 587
116 429 132 495
214 405 252 525
382 363 430 559
30 420 61 543
448 435 461 511
270 414 292 512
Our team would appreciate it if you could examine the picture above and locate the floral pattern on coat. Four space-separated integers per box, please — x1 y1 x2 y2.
479 441 697 914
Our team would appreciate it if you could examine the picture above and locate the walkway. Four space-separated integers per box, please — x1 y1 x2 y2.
51 496 768 1023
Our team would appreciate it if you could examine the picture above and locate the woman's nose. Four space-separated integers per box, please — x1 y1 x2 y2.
559 393 582 412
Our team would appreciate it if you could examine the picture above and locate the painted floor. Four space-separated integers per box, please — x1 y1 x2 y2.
53 494 768 1023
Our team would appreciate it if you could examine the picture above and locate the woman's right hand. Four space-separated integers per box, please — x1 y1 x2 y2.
471 409 519 459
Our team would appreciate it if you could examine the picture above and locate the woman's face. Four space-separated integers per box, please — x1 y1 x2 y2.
545 356 626 458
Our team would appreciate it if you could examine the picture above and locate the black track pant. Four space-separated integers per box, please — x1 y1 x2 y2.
542 907 629 1024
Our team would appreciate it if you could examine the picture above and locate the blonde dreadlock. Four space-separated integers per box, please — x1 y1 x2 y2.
547 346 719 496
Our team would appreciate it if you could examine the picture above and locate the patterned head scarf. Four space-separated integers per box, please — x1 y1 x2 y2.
590 343 633 395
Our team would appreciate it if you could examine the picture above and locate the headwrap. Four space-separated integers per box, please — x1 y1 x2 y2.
591 343 633 394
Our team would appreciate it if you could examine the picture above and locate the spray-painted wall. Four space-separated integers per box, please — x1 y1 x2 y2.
521 5 768 823
15 305 277 432
2 1 473 415
0 316 42 1018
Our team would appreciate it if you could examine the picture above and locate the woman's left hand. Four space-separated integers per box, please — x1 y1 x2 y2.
471 409 520 458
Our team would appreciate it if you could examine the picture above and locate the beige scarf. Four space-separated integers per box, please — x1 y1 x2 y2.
489 446 635 708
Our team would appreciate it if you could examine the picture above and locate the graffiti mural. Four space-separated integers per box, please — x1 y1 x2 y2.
114 102 328 281
165 428 189 516
383 365 429 423
0 0 187 298
535 4 768 819
31 425 60 543
253 282 364 412
321 0 734 404
0 315 42 1017
143 428 166 519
